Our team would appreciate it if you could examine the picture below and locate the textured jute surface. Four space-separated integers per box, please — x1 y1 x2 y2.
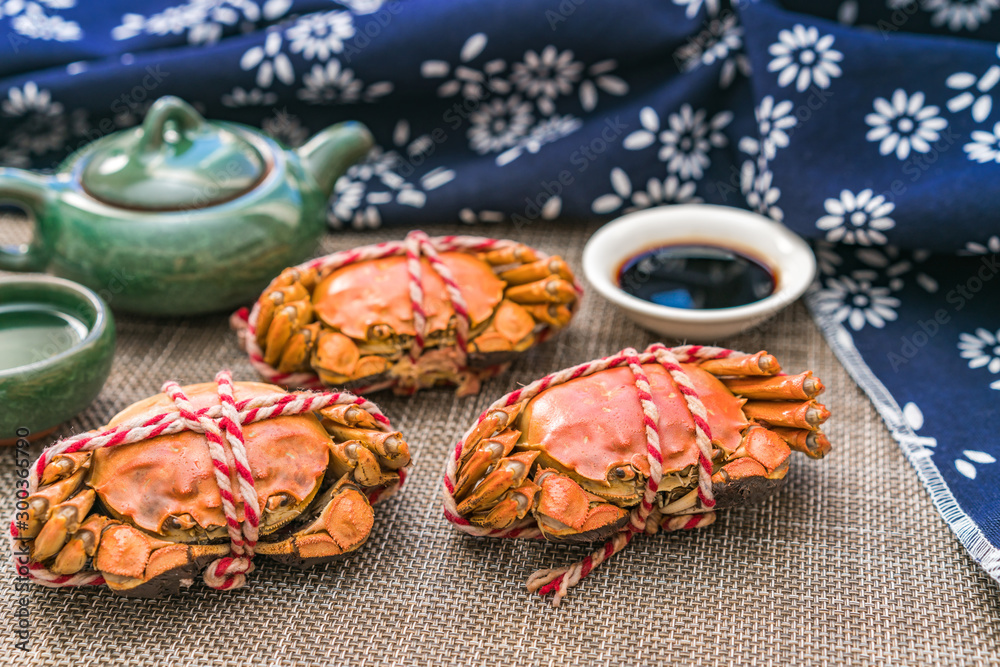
1 218 998 667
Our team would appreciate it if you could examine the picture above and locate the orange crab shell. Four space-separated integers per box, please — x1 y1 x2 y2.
90 382 331 536
518 364 748 484
313 252 506 339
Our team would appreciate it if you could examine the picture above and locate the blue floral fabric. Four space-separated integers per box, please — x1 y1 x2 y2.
1 0 998 583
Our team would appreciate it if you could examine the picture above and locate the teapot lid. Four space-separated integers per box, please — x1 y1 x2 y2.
81 97 266 210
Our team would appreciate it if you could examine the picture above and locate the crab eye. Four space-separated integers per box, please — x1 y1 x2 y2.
611 466 636 481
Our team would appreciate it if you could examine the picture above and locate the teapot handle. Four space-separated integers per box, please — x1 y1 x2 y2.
136 96 206 152
0 168 53 273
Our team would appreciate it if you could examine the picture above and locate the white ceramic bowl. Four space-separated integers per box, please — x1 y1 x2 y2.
582 204 816 342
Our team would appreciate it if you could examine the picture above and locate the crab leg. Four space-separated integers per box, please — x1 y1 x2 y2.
31 489 96 562
39 452 91 485
743 400 831 429
324 424 410 470
455 451 539 515
506 278 577 305
770 427 832 459
480 245 538 267
721 372 824 400
22 468 88 539
255 280 311 348
699 352 780 376
524 304 573 329
50 515 111 575
320 404 379 430
460 404 523 466
469 479 541 530
330 440 385 487
498 257 573 285
454 430 520 499
263 301 314 367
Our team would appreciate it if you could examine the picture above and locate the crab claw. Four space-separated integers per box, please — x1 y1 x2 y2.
456 451 539 515
256 280 311 348
524 304 573 329
498 256 573 285
470 300 536 354
31 489 96 562
258 475 375 564
534 470 630 542
480 244 538 267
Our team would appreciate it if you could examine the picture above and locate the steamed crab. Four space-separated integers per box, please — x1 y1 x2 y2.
248 232 580 395
449 348 831 542
19 381 410 597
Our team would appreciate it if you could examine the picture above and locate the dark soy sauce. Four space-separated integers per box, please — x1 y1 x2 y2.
617 243 775 309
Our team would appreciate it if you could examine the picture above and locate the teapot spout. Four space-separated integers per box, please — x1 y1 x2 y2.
296 121 374 197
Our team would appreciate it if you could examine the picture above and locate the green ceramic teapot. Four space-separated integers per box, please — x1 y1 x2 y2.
0 96 373 316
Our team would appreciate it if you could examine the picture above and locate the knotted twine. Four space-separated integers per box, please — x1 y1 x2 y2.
442 343 738 606
9 370 401 591
234 230 583 392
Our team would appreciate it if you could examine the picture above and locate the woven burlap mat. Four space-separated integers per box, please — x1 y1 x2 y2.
1 217 998 666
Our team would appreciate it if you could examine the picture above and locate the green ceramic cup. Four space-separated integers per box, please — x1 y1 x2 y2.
0 275 115 443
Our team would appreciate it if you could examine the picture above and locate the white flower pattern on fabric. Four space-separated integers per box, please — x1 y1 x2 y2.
495 114 582 167
865 89 948 160
591 168 701 215
740 159 784 222
958 328 1000 390
510 47 583 115
113 0 286 45
0 81 70 165
946 45 1000 123
297 61 393 104
964 121 1000 162
623 105 732 180
816 189 896 245
261 108 308 147
854 246 939 293
221 87 278 108
467 95 534 154
577 60 629 111
672 0 720 19
812 274 901 331
331 120 456 229
767 24 843 92
285 10 355 61
421 33 509 100
921 0 999 32
955 450 997 479
1 0 81 42
240 32 295 88
962 235 1000 254
674 13 751 89
738 96 797 160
